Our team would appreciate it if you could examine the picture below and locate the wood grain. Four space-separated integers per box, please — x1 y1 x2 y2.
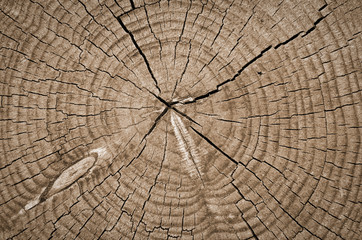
0 0 361 239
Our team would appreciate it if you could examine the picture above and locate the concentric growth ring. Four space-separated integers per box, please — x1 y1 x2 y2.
0 0 360 239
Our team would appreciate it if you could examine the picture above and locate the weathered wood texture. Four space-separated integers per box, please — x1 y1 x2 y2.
0 0 361 239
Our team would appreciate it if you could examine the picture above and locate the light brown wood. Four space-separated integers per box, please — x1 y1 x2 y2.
0 0 361 239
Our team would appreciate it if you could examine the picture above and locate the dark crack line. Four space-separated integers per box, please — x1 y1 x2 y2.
243 158 323 239
218 46 272 89
233 186 264 239
183 88 220 105
174 1 192 66
129 0 135 9
190 126 239 165
302 13 329 37
198 52 219 74
146 91 201 127
144 6 163 58
181 7 329 105
173 108 201 127
116 16 161 93
274 13 329 49
241 213 259 240
191 125 321 237
126 143 147 168
211 0 235 47
183 46 272 105
171 40 192 98
146 89 171 108
275 32 302 49
228 13 254 57
141 107 169 143
148 127 168 195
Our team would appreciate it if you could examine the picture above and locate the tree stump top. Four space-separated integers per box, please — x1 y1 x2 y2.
0 0 361 239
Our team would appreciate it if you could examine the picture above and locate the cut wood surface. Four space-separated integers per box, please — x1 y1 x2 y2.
0 0 361 239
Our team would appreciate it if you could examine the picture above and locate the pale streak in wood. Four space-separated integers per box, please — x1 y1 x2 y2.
48 156 96 196
170 111 203 182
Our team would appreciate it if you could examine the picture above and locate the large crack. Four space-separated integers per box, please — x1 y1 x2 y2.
181 7 330 106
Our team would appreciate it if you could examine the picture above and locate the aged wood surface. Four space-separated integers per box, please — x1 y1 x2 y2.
0 0 361 239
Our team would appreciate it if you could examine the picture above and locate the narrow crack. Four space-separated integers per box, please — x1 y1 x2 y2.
190 126 239 165
116 16 161 93
275 32 302 49
182 46 272 105
141 107 169 143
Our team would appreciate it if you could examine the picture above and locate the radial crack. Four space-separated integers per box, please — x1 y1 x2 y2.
116 16 161 93
191 126 239 165
141 107 169 143
129 0 135 9
183 46 272 105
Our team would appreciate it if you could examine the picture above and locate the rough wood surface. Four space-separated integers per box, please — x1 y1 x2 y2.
0 0 361 239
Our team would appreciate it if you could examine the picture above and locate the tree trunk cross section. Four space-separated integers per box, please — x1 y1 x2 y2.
0 0 361 239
